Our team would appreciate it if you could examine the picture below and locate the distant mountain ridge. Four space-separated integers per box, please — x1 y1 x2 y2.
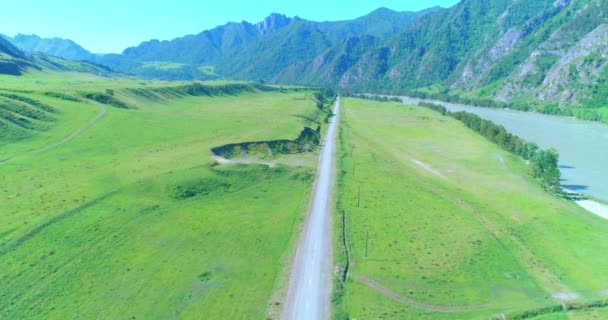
2 33 96 61
2 8 441 81
0 35 113 76
4 1 608 109
92 7 439 80
119 13 294 65
310 0 608 108
0 36 35 75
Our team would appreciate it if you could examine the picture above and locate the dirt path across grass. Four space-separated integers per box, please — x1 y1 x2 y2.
351 274 496 313
211 155 275 167
0 101 107 165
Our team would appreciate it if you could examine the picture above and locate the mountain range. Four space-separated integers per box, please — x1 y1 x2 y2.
1 33 96 61
88 7 439 81
2 0 608 108
0 35 112 76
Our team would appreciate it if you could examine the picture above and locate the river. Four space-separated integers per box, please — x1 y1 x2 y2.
399 96 608 204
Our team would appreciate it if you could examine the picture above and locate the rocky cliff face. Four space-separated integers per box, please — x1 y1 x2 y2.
490 0 608 106
255 13 292 35
297 0 606 108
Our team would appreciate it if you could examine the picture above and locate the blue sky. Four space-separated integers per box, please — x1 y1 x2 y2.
2 0 460 53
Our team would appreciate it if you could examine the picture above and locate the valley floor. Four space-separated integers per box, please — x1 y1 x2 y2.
3 72 608 320
0 74 324 319
334 98 608 319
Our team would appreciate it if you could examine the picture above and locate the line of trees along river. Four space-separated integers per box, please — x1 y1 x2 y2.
418 102 561 192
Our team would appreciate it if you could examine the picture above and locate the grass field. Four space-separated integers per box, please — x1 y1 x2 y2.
0 72 322 319
334 98 608 319
534 308 608 320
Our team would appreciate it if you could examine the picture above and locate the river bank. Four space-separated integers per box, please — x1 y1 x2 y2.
395 95 608 204
575 200 608 220
363 94 608 220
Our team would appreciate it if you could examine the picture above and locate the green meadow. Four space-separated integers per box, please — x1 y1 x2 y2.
0 73 321 319
334 98 608 319
534 308 608 320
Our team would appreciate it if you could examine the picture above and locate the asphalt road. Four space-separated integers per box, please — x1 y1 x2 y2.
281 97 340 320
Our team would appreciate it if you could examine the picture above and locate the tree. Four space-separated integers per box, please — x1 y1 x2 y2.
541 149 561 191
530 148 561 191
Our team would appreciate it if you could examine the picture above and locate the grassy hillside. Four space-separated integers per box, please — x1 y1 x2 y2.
0 73 324 319
334 98 608 319
0 36 38 75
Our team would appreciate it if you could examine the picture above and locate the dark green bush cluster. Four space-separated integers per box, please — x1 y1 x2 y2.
126 83 276 101
346 93 401 103
211 126 321 159
182 83 256 96
500 299 608 319
420 103 561 192
211 88 330 160
43 92 81 102
418 101 447 114
567 300 608 311
80 92 130 109
172 178 231 200
507 305 563 319
314 88 336 106
295 126 321 150
313 88 338 123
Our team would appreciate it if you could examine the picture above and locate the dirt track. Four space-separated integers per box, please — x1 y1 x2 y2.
0 101 107 165
281 97 340 320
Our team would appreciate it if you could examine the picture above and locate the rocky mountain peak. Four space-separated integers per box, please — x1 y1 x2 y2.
256 13 292 35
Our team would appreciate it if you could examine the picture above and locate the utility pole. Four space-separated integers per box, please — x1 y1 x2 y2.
365 230 369 259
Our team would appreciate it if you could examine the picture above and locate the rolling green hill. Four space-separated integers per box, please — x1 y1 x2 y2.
0 74 331 319
0 36 38 75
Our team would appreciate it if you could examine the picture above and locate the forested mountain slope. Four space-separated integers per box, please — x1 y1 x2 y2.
290 0 608 108
4 0 608 109
93 8 438 81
